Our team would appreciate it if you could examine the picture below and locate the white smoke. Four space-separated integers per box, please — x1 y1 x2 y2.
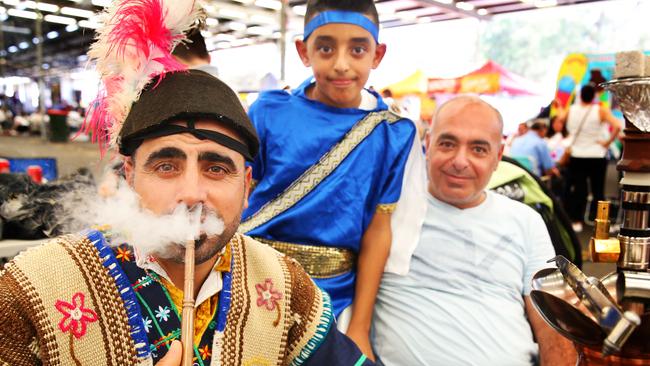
63 173 224 258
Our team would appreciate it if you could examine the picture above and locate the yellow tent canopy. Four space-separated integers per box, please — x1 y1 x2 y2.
381 70 428 97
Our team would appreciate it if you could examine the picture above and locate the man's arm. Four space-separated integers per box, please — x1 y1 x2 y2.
524 296 577 366
346 211 392 361
0 272 42 365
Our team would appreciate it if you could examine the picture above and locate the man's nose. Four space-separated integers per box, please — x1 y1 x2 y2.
450 148 470 171
176 169 207 207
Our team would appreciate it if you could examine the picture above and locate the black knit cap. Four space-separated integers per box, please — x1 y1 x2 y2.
118 69 259 160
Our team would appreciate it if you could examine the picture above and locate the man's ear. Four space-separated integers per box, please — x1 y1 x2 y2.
495 143 505 171
372 43 387 69
295 39 311 67
243 165 253 209
123 157 135 186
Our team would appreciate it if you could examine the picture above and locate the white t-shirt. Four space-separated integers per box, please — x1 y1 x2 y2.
566 104 610 158
373 191 556 366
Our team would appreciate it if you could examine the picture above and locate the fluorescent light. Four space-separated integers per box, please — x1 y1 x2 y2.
205 17 219 26
18 41 29 49
254 0 281 10
247 26 272 36
22 1 59 12
398 12 417 21
91 0 111 7
456 2 475 10
65 23 79 32
534 0 557 7
78 19 101 28
0 13 6 21
42 63 50 69
227 21 247 31
44 14 77 25
200 30 213 38
0 50 6 56
2 0 20 7
218 8 247 19
8 45 18 53
60 7 94 18
32 36 40 44
231 38 253 47
477 8 489 15
0 6 5 13
292 5 306 16
7 8 38 19
250 14 275 24
46 31 59 39
215 33 236 41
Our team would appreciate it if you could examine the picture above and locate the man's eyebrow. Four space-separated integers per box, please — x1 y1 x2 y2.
198 151 237 171
144 147 186 167
469 139 491 148
436 133 458 142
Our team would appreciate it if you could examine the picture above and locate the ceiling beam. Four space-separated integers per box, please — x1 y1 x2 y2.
418 0 492 20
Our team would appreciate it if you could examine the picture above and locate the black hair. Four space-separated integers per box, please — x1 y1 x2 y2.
580 83 596 104
546 115 568 138
172 27 210 61
304 0 379 26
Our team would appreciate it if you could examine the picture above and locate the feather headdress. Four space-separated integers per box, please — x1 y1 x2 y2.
83 0 203 154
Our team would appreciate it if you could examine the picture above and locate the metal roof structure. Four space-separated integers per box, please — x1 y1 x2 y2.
0 0 613 76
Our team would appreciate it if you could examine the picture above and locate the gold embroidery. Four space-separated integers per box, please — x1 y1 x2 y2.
254 238 356 279
240 111 401 234
376 203 397 214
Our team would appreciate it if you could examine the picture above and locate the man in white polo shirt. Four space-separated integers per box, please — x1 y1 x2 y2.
372 96 576 366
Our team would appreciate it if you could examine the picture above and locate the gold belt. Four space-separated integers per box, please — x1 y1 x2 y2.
253 238 356 278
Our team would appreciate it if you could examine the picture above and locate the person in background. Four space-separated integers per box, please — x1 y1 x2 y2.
556 83 622 232
172 27 219 78
372 96 576 366
510 118 560 177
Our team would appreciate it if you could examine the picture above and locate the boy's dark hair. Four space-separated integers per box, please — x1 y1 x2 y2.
172 27 210 61
304 0 379 26
580 83 596 104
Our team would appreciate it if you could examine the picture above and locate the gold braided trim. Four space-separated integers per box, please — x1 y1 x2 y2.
239 110 401 234
376 203 397 214
254 238 356 279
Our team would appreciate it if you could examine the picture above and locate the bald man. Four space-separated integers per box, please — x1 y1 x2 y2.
372 96 576 366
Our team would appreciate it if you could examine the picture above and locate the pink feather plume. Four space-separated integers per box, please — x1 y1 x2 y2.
83 0 201 155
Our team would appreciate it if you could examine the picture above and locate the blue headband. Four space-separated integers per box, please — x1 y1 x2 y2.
303 10 379 43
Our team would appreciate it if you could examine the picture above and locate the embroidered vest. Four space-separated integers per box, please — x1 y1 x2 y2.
0 230 332 365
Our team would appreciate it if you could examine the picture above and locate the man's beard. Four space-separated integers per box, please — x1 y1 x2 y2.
166 213 240 265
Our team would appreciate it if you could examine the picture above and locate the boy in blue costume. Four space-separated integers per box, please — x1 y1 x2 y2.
241 0 424 360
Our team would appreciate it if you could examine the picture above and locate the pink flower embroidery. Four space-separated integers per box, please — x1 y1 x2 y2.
55 292 98 339
255 278 282 311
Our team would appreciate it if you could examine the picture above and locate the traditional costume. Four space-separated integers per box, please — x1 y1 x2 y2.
242 78 419 316
0 230 367 365
0 0 373 364
241 9 427 318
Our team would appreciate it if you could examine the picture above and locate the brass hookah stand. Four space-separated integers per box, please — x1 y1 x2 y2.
530 77 650 364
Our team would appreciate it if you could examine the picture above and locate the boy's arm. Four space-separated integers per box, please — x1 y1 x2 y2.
346 211 392 361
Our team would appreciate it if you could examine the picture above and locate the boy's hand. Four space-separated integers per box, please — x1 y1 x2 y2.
346 327 376 362
155 340 182 366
